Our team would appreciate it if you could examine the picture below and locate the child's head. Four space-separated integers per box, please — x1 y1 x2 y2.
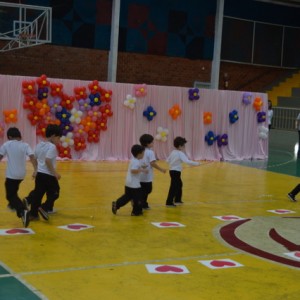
139 134 154 148
7 127 21 140
131 144 145 159
268 100 272 109
173 136 187 149
46 124 62 145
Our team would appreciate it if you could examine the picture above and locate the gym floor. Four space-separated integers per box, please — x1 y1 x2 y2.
0 129 300 300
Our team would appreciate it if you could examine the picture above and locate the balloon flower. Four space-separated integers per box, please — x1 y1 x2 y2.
101 89 112 103
74 136 87 151
50 83 63 97
134 84 147 97
253 97 263 111
143 106 157 121
22 80 36 95
60 132 74 148
217 134 228 147
57 144 72 159
258 126 269 140
89 93 101 106
169 104 181 120
257 111 266 123
36 74 50 88
242 92 252 105
155 127 169 142
124 94 136 109
74 86 87 100
188 88 200 101
3 109 18 123
203 112 212 124
205 131 216 146
88 80 102 94
229 110 239 124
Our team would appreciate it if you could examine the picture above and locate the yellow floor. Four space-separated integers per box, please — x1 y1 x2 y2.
0 160 300 300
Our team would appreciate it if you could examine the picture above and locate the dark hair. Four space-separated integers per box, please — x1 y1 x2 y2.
139 134 154 147
174 136 187 148
131 144 145 157
7 127 21 139
268 100 272 109
45 124 62 138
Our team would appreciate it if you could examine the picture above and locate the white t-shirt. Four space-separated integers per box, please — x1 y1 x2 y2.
125 157 142 188
140 148 156 182
267 109 273 125
0 140 34 180
297 113 300 130
35 141 58 176
167 149 199 172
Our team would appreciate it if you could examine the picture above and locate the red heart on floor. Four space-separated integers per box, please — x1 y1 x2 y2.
155 265 184 273
275 210 289 213
210 260 236 267
294 252 300 257
222 216 239 220
159 222 179 227
67 224 88 230
6 229 29 234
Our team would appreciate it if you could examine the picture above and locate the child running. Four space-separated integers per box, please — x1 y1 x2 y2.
112 144 147 216
139 134 166 209
0 127 37 227
165 136 199 207
28 124 62 221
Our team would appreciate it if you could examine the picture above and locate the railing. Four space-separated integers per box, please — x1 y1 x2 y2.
273 107 300 130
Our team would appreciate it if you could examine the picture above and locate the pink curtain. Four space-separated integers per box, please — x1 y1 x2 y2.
0 74 268 161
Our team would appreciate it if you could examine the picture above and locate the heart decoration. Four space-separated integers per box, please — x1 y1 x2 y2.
210 260 236 267
159 222 180 227
22 75 113 159
67 224 88 230
221 216 240 220
6 228 30 234
155 265 184 273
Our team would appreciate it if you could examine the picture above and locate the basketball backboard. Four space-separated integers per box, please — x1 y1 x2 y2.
0 2 52 52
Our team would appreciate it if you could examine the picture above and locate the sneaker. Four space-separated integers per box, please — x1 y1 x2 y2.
21 210 30 228
38 207 49 220
174 201 184 205
287 193 297 202
166 204 176 207
47 208 57 214
112 201 117 214
22 198 30 210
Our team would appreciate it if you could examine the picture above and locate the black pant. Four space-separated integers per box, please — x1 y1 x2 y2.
140 182 152 208
166 170 182 205
5 178 25 218
116 186 143 215
30 172 60 216
290 184 300 196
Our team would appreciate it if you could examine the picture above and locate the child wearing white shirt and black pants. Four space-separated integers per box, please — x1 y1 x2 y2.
166 137 199 207
112 144 147 216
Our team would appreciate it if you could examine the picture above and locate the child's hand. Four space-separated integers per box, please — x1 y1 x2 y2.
161 168 167 174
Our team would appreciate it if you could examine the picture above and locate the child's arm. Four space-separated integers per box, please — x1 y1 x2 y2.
150 161 167 173
131 168 148 174
29 154 37 178
0 154 3 161
179 152 200 166
45 158 61 179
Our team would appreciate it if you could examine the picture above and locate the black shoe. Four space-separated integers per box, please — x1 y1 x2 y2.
112 201 117 214
131 212 143 216
287 193 297 202
21 210 30 228
143 206 151 210
29 214 40 221
22 197 30 210
174 201 184 205
166 204 176 207
38 207 49 220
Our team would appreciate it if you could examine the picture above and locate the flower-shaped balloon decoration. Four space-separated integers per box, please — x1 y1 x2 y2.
3 109 18 123
61 94 75 110
205 131 217 146
74 136 87 151
81 116 96 133
0 122 4 138
73 124 85 138
188 88 200 101
242 92 252 105
88 80 102 95
124 94 137 109
134 84 147 97
257 111 266 123
88 106 101 122
23 96 37 112
60 123 74 136
143 106 157 121
100 104 113 118
96 117 108 131
203 112 212 125
87 130 100 143
57 144 72 159
35 99 50 116
36 74 50 88
253 97 263 111
56 107 71 124
70 108 83 124
27 110 42 126
169 104 181 120
258 125 269 140
89 92 101 107
74 86 87 100
37 87 48 100
217 134 228 147
22 80 36 95
48 97 62 114
155 127 169 142
60 132 74 148
101 89 112 103
229 110 239 124
50 83 63 97
78 98 91 112
36 121 48 137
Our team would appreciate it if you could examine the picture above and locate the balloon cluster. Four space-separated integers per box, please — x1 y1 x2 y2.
229 110 239 124
22 75 113 159
155 127 169 142
3 109 18 123
242 92 252 105
188 88 200 101
257 111 266 123
143 106 157 121
217 134 228 147
203 112 212 125
169 104 181 120
134 84 147 97
124 94 137 109
253 97 263 111
205 131 217 146
258 126 269 140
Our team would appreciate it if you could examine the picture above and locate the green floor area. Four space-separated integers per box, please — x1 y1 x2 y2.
231 129 300 177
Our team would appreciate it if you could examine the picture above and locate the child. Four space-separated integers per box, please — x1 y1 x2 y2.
287 185 300 202
28 124 62 221
0 127 37 227
112 144 147 216
139 134 166 209
165 136 199 207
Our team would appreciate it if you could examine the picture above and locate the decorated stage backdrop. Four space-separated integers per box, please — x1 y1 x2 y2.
0 74 268 161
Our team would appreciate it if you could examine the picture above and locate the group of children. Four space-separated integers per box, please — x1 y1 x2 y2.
112 134 200 216
0 125 62 227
